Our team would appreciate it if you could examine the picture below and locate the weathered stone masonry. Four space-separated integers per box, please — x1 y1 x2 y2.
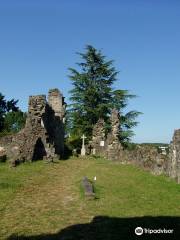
0 89 66 163
0 88 180 185
90 109 123 160
168 129 180 183
89 108 172 181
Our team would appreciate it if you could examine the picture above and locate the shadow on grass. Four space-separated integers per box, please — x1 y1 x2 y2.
8 215 180 240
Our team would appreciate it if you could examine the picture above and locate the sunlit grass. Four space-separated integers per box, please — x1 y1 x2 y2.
0 156 180 239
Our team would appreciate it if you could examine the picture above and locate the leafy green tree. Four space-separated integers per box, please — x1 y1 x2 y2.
0 93 26 134
4 111 26 133
68 45 141 144
0 93 19 131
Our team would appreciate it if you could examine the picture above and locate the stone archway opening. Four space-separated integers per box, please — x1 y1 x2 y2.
32 138 46 161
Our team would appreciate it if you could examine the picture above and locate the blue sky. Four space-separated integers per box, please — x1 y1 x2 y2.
0 0 179 143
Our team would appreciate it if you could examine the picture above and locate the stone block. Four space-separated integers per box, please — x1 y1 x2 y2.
82 176 95 199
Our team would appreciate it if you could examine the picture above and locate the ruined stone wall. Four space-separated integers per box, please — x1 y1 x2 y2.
0 89 66 164
89 109 168 176
89 107 179 183
105 109 123 161
168 129 180 183
89 118 106 155
90 109 123 161
124 145 168 175
47 89 66 156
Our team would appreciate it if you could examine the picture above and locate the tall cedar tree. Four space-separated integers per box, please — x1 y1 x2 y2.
68 45 141 144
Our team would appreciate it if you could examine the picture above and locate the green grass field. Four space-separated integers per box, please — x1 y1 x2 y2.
0 156 180 239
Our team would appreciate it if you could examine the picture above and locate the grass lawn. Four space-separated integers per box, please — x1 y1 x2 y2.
0 156 180 239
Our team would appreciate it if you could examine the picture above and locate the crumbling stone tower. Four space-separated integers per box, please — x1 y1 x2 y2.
21 94 48 161
90 118 106 155
105 109 123 161
90 109 123 160
0 88 66 163
46 89 66 157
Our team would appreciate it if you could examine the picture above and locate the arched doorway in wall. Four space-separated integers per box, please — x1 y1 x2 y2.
32 137 46 161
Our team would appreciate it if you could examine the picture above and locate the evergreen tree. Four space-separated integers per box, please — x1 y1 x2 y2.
112 89 141 143
68 45 141 144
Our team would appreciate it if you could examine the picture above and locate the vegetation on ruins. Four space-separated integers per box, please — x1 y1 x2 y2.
67 45 141 147
0 93 26 136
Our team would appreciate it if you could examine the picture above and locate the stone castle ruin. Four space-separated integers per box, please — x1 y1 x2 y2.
0 89 66 164
0 88 180 184
93 111 167 174
89 109 180 184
